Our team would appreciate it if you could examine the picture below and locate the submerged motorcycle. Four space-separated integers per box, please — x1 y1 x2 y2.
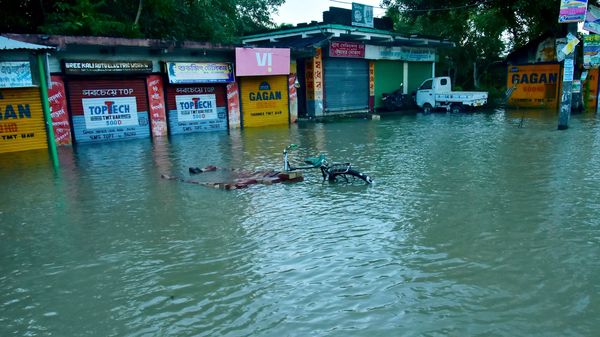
381 83 414 111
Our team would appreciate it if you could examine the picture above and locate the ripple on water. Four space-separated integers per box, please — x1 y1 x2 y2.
2 112 600 336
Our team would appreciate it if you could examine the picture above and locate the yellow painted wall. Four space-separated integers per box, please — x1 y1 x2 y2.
0 87 48 153
241 76 289 127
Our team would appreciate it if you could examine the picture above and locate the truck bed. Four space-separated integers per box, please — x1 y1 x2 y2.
435 92 488 102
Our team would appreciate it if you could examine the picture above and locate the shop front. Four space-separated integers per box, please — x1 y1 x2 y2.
506 63 561 109
324 42 369 113
165 62 234 134
63 60 154 144
366 45 436 109
236 47 291 127
0 61 48 153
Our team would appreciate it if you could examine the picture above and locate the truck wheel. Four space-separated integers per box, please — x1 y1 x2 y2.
450 104 463 113
423 103 432 114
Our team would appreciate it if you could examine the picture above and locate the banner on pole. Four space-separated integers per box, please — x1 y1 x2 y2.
558 0 589 23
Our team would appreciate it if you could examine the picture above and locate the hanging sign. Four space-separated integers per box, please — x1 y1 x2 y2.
0 62 33 88
558 0 588 23
352 3 374 28
583 34 600 68
166 62 234 84
584 5 600 33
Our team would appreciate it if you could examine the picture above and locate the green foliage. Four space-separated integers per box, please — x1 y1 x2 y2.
383 0 600 89
1 0 284 43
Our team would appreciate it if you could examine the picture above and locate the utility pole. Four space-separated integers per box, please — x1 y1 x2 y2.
558 23 578 130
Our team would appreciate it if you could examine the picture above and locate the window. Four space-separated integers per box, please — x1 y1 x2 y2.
419 79 432 90
440 78 448 86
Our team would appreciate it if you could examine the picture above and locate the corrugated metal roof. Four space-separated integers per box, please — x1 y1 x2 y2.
0 36 55 51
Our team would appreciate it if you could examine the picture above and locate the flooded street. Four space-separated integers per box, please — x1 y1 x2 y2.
1 110 599 336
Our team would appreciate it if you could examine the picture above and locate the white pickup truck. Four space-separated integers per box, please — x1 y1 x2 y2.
415 77 488 113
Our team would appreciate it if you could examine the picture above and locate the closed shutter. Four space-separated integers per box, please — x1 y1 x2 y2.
0 87 48 154
240 76 289 127
67 79 150 143
324 58 369 112
166 84 228 134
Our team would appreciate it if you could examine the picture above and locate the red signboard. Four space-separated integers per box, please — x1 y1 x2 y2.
48 75 72 145
329 41 365 58
146 75 168 137
226 82 241 128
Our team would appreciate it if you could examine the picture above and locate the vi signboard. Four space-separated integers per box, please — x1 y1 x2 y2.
235 48 290 76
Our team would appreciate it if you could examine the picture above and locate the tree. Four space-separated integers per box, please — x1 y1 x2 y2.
1 0 284 43
382 0 600 90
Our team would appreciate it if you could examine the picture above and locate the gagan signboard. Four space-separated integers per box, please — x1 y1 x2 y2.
235 48 290 76
506 64 561 109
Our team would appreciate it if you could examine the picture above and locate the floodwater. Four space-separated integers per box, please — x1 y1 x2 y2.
1 109 599 337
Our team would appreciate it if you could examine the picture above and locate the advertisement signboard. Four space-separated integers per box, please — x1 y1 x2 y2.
68 79 151 143
166 62 234 84
0 87 48 153
0 62 33 88
174 94 218 121
352 2 374 28
63 60 153 74
506 64 561 108
558 0 588 23
146 75 168 137
240 76 289 127
48 76 72 145
584 5 600 33
81 97 139 129
166 85 227 134
329 42 365 58
235 48 290 76
584 34 600 68
365 45 436 62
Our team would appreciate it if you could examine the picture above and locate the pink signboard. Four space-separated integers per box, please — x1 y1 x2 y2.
235 48 290 76
329 41 365 58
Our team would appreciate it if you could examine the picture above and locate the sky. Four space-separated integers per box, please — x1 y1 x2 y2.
273 0 387 25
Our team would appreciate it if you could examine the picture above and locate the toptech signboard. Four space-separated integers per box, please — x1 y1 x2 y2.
81 97 139 129
235 48 290 76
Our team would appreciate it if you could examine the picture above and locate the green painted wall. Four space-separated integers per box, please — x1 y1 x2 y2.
374 60 404 109
407 62 433 95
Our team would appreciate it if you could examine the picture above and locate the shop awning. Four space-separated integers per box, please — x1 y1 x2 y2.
0 36 55 51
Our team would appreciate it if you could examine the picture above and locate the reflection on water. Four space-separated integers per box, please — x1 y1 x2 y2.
1 110 600 336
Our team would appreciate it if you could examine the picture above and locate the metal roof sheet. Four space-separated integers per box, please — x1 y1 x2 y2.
0 36 55 51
